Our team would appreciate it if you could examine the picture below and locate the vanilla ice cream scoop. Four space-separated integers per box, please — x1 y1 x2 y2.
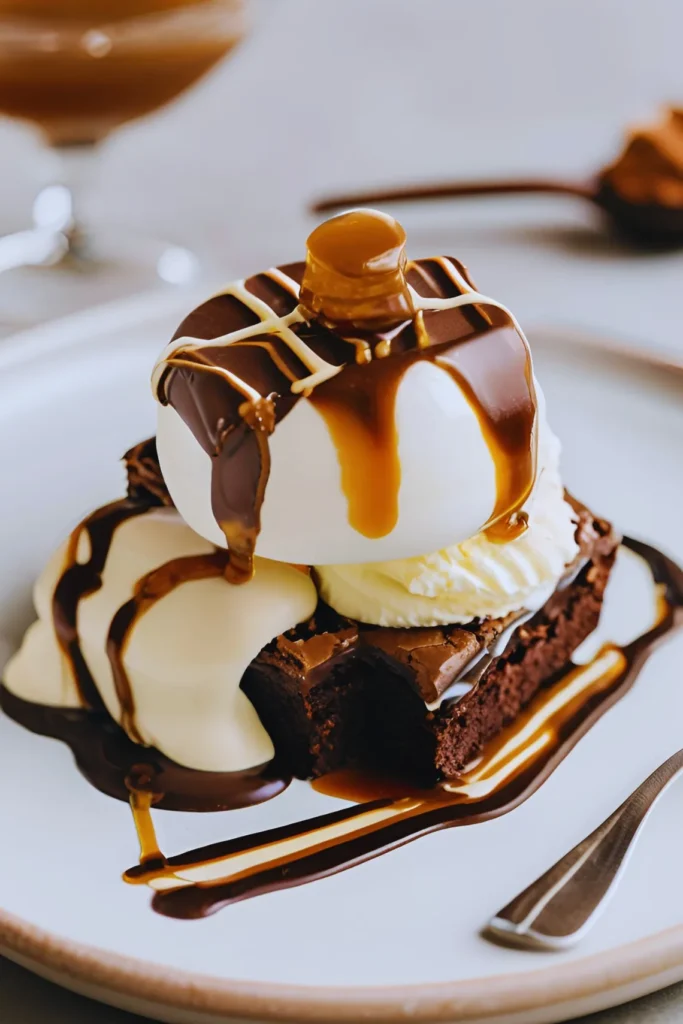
153 210 539 574
315 427 579 627
4 504 317 773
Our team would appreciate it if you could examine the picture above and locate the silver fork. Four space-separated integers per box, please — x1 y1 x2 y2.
485 748 683 950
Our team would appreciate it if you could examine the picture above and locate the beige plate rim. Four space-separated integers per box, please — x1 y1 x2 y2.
2 311 683 1023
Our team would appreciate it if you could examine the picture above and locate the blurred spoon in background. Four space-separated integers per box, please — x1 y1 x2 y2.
313 107 683 250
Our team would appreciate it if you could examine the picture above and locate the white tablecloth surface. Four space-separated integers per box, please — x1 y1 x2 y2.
1 1 682 1021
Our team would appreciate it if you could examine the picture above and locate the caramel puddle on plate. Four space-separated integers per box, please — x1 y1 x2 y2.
123 538 683 920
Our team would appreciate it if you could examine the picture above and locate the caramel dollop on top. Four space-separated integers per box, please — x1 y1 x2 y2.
300 209 415 327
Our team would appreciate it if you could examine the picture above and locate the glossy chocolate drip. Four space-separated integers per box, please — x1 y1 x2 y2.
405 258 536 542
0 686 289 812
315 254 536 544
163 355 287 585
119 538 682 919
129 787 165 866
106 548 231 744
160 271 309 583
52 499 149 709
156 223 537 563
124 437 173 507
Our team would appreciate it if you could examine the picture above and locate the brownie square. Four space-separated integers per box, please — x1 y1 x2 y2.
241 502 619 783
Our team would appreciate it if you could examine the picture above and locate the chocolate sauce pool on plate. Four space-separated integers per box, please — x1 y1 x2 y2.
0 686 289 812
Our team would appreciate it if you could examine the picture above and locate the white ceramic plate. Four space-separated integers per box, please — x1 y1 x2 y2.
1 297 683 1024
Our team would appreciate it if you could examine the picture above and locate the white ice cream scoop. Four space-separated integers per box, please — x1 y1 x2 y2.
153 211 540 569
158 360 545 565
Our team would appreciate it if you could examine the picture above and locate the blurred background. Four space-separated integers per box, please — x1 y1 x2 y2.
0 0 681 347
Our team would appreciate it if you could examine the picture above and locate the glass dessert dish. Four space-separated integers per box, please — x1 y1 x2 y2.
0 0 246 325
3 210 682 918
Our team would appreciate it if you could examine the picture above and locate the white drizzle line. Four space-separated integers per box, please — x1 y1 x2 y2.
433 258 493 326
279 321 343 393
151 274 344 399
410 285 531 354
407 256 518 333
151 260 532 401
163 356 262 404
151 318 296 396
413 309 430 349
246 273 346 389
432 256 474 293
264 267 301 294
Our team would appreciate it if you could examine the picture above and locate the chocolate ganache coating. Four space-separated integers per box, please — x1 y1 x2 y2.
124 438 173 507
154 210 538 582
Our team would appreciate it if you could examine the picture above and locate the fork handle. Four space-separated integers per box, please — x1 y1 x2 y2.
487 748 683 950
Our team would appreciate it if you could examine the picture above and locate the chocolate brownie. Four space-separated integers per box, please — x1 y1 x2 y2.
241 503 618 783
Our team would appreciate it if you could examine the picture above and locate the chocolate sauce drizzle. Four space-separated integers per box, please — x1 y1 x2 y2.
6 495 290 812
116 537 681 920
311 109 683 248
52 499 148 709
154 212 538 579
106 548 233 745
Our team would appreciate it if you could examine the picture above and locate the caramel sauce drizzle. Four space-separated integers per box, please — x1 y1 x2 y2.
299 209 415 327
128 786 165 868
120 538 682 920
153 210 538 578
